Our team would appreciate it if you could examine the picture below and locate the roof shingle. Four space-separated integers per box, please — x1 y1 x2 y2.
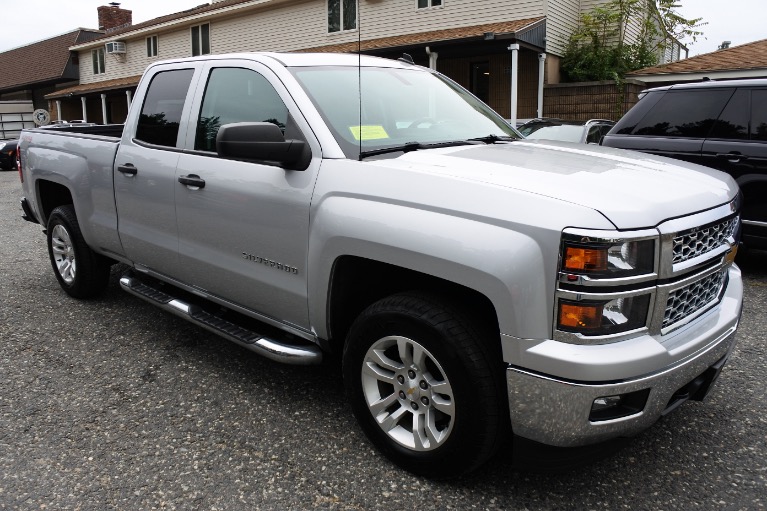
0 29 103 91
301 18 545 53
629 38 767 76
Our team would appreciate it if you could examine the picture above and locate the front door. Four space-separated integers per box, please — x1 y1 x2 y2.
173 63 320 330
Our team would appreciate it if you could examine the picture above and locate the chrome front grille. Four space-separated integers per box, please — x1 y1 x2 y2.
662 270 727 329
672 216 739 264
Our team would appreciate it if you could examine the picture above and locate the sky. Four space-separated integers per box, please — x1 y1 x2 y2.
0 0 764 56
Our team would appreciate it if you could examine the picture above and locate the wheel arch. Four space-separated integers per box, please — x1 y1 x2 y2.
36 179 74 226
325 256 501 355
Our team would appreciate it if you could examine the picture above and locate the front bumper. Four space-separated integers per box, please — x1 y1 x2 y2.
505 265 742 447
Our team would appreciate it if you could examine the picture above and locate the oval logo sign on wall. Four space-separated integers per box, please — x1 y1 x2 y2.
33 109 51 126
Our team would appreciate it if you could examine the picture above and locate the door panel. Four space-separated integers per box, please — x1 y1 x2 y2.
115 67 198 276
174 64 319 329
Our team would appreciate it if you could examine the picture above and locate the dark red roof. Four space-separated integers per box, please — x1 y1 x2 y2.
0 29 103 91
302 18 545 53
629 38 767 76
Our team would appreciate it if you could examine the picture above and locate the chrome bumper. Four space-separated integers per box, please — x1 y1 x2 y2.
505 266 742 447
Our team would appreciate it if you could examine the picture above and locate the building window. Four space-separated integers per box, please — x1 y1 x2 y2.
92 48 105 75
147 35 158 57
328 0 357 33
417 0 442 8
191 24 210 56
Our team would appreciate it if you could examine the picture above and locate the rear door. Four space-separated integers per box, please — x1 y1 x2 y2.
114 64 201 276
608 88 734 167
702 87 767 243
173 60 321 330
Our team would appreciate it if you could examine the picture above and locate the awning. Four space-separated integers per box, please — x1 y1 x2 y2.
302 17 546 54
45 75 142 99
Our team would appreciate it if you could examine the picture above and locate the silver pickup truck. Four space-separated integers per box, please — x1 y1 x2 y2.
18 53 743 477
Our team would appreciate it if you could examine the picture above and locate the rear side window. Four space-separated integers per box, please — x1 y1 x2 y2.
135 69 195 148
751 90 767 141
630 89 733 138
710 89 749 140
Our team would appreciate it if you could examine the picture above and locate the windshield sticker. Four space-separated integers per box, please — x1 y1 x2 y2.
350 125 389 141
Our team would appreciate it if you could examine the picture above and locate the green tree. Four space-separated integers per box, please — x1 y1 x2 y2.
561 0 704 83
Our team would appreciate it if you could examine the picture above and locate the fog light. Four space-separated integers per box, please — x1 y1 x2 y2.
592 395 622 412
589 389 650 422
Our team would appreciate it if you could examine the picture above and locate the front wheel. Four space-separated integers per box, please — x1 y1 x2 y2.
343 292 507 478
46 205 111 298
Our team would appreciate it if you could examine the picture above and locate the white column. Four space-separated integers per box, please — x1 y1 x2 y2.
537 53 547 118
126 90 132 110
81 97 88 122
55 100 62 121
428 50 438 70
508 44 519 126
101 94 108 125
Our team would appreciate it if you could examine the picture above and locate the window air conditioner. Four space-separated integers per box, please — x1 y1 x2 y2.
105 41 127 54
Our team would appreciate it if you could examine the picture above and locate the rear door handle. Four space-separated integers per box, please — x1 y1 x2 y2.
178 174 206 189
117 164 137 175
716 152 748 162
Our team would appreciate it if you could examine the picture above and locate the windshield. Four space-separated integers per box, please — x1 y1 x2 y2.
520 124 585 143
290 65 519 159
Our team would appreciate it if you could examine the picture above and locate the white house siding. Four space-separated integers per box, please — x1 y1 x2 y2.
78 0 547 84
578 0 649 46
544 0 580 55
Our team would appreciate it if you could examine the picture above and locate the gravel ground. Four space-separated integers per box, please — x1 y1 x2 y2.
1 170 765 510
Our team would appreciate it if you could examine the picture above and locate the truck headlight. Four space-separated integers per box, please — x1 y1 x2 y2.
557 294 651 335
562 239 655 278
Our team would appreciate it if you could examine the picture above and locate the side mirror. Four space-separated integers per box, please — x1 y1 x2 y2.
216 122 307 169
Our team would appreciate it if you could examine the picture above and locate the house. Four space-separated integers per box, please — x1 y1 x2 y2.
0 28 103 121
628 38 767 87
46 0 685 124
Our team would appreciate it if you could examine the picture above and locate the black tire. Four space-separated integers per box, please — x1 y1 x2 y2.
342 292 508 478
46 205 111 298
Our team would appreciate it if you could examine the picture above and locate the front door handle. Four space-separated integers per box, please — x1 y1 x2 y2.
178 174 206 189
716 152 748 163
117 164 137 175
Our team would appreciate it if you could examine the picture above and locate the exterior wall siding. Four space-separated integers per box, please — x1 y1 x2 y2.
544 0 580 56
78 0 548 84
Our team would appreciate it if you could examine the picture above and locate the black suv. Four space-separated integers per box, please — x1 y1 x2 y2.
602 79 767 249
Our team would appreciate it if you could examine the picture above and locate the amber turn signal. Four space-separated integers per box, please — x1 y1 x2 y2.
558 303 602 330
564 246 607 272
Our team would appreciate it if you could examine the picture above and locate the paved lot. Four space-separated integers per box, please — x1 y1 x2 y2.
1 170 765 510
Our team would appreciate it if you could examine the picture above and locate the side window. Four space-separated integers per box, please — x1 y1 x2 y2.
195 67 289 152
751 90 767 141
328 0 357 33
709 89 749 140
92 48 105 75
135 69 195 148
631 89 733 138
586 125 602 144
191 24 211 56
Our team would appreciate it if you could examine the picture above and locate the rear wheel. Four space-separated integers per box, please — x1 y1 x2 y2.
47 205 111 298
343 292 507 478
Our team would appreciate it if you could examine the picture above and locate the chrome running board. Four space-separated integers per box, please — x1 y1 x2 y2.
119 273 322 366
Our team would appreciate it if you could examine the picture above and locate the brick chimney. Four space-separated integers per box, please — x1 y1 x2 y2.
98 3 133 32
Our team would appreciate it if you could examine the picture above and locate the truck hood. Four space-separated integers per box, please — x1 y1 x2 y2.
369 140 738 229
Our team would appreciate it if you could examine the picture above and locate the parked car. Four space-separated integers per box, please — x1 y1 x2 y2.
602 79 767 249
0 139 18 170
518 118 615 144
